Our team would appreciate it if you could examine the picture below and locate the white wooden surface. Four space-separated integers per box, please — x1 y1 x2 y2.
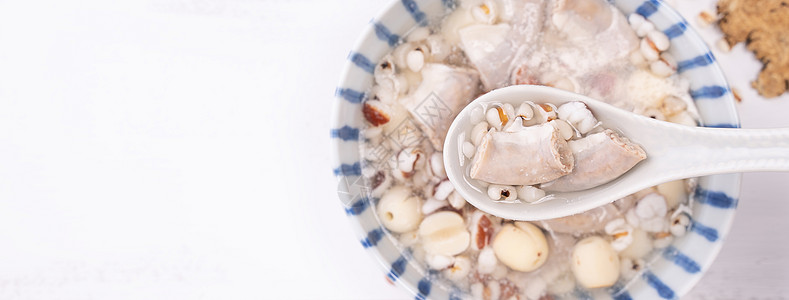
0 0 786 299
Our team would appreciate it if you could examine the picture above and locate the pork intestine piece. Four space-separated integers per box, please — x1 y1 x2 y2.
458 0 546 91
541 129 646 192
400 63 480 151
470 124 574 186
511 0 638 93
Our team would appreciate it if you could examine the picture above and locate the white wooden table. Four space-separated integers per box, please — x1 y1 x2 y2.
0 0 786 299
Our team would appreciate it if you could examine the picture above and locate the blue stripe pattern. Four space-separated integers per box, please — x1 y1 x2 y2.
373 21 401 47
345 196 370 216
401 0 427 26
694 188 739 208
449 292 463 300
442 0 456 9
609 283 633 300
613 292 633 300
635 0 660 17
361 227 385 248
663 21 688 39
333 162 362 176
705 123 740 128
331 126 360 141
348 52 376 74
415 277 431 300
677 52 715 73
690 86 729 99
388 255 408 281
643 270 676 299
335 87 366 103
663 246 702 273
690 220 720 242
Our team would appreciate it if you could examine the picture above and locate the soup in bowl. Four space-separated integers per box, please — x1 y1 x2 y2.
332 0 740 299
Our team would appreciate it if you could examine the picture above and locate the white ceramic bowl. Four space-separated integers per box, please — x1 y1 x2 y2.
331 0 740 298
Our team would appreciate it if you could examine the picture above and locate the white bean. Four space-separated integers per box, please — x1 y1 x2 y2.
486 107 505 130
571 236 620 288
397 148 422 173
557 101 598 134
447 191 466 210
418 211 470 256
471 122 490 146
501 103 515 120
422 198 447 215
646 30 670 51
650 53 677 77
492 222 549 272
429 152 446 178
406 49 425 72
636 20 655 37
606 218 634 252
425 253 454 270
433 180 455 201
443 255 472 282
670 213 690 236
516 185 546 203
516 102 534 120
487 184 518 201
640 37 660 61
628 13 646 31
636 193 668 219
462 141 476 158
377 186 422 233
477 247 498 274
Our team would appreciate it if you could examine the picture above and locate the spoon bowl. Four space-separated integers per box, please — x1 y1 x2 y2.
444 85 789 221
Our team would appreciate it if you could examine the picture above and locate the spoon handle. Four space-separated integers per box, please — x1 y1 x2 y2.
638 125 789 183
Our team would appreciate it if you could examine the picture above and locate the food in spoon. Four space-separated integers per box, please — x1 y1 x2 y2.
470 122 574 186
467 100 647 196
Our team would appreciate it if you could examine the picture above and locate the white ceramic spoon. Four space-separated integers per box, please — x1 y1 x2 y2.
443 85 789 221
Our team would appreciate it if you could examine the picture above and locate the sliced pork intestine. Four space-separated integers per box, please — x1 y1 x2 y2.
400 63 480 151
541 129 646 192
470 124 574 186
510 0 638 96
459 0 546 91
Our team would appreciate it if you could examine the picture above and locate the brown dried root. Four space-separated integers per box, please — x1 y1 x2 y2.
718 0 789 98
